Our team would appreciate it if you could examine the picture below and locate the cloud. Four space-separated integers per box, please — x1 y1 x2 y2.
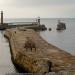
13 0 75 7
0 0 75 18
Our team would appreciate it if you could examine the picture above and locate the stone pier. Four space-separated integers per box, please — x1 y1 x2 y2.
4 28 75 74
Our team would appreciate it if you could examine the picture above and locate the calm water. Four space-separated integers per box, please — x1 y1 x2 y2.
0 31 17 75
40 18 75 55
0 18 75 74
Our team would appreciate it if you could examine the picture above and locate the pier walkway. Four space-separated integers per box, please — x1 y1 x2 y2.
4 28 75 74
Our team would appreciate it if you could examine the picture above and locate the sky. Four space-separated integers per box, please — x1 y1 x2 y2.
0 0 75 18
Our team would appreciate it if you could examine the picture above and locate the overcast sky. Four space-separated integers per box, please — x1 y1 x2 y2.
0 0 75 18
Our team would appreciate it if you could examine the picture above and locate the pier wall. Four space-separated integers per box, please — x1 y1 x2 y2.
4 29 50 73
4 28 75 74
0 23 47 31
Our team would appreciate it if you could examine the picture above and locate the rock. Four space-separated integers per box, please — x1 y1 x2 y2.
56 20 66 30
49 28 52 31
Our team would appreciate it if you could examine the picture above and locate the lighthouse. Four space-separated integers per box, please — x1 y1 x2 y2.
37 17 40 25
0 11 8 30
1 11 3 25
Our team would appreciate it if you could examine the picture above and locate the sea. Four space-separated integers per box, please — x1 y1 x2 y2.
0 18 75 74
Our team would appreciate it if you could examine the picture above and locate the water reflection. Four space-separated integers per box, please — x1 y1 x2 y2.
0 31 17 75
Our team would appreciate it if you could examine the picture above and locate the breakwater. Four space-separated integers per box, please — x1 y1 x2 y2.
4 28 75 74
0 23 47 31
0 11 46 31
